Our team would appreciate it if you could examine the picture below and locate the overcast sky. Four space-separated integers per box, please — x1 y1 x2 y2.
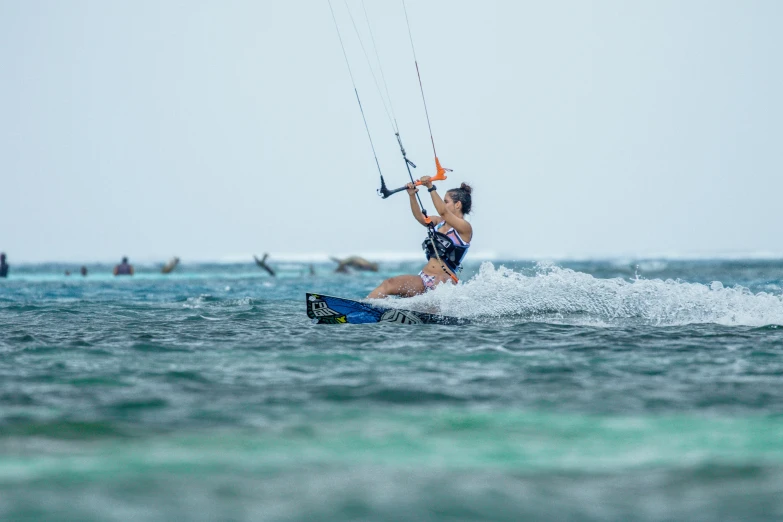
2 0 781 263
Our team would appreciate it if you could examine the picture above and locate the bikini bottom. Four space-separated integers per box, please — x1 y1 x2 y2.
418 271 439 292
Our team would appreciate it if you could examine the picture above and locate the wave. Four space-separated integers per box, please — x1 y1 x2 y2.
182 295 255 309
395 262 783 327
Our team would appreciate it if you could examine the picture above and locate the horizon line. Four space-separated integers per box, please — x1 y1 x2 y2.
6 250 783 265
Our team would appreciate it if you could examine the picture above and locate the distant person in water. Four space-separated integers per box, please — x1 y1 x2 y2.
0 253 8 278
161 257 179 274
368 178 473 298
331 256 379 273
113 257 134 276
81 266 88 277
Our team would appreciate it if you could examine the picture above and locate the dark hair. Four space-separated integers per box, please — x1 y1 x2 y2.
447 183 473 214
122 257 128 263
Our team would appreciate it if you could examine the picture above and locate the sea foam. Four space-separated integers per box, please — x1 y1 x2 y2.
392 262 783 327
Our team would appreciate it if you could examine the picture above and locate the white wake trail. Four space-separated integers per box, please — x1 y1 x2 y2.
393 262 783 327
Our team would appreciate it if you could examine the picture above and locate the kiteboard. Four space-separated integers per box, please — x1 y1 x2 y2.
306 293 466 325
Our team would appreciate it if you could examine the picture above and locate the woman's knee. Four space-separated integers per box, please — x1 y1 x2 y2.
378 277 401 296
372 275 424 298
376 278 394 296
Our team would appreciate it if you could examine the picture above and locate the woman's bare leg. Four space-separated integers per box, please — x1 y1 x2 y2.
368 275 426 299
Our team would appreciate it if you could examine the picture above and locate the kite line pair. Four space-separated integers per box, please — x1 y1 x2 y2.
327 0 451 226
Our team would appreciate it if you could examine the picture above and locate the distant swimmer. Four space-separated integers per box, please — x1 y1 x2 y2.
113 257 134 276
330 256 379 273
80 266 88 277
254 253 276 277
161 257 180 274
368 179 473 298
0 253 8 278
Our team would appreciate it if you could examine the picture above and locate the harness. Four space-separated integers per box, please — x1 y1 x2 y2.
422 222 469 276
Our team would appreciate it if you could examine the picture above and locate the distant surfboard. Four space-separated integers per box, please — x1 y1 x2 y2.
306 293 466 325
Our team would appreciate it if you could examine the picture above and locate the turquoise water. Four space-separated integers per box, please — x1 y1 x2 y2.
2 259 783 521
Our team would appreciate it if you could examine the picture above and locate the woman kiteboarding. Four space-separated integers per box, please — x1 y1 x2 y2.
327 2 474 302
368 177 472 298
307 4 478 322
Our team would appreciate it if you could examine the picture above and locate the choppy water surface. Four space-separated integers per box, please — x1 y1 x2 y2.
2 259 783 521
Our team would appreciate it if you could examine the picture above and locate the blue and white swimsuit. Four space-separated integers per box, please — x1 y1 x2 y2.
419 221 471 290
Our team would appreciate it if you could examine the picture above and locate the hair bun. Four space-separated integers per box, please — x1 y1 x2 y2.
460 183 473 195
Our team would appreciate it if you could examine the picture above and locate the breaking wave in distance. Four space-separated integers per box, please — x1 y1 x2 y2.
394 262 783 327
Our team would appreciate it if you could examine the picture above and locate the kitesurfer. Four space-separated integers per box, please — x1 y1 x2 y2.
0 253 8 278
113 257 134 276
368 178 472 298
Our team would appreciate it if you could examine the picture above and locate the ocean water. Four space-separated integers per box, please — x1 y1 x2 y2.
2 258 783 521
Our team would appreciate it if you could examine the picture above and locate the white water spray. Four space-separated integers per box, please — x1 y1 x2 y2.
392 262 783 327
